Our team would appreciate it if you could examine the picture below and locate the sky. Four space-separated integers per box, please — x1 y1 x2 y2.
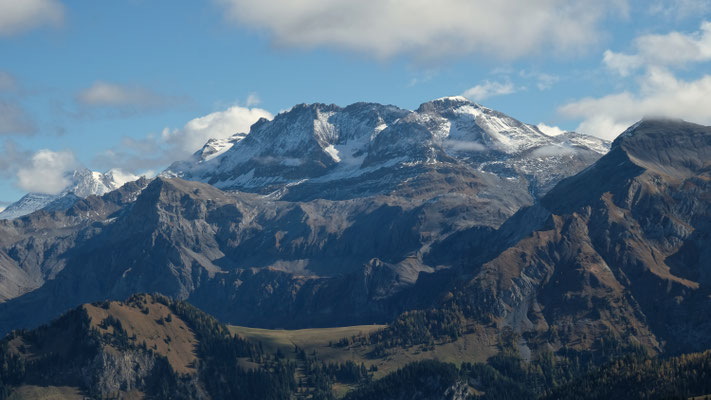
1 0 711 206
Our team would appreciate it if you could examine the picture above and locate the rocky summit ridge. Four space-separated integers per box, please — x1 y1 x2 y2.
164 97 609 200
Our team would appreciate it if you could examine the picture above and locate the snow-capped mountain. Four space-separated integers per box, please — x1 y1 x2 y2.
0 168 139 220
163 132 248 177
164 96 609 199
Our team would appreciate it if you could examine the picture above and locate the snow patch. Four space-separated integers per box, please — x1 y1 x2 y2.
324 145 341 162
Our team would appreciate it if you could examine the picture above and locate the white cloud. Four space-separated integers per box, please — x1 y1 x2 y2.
215 0 624 60
76 81 181 115
16 149 77 195
559 68 711 139
461 81 516 102
0 0 64 36
95 103 273 172
603 21 711 75
105 168 141 187
163 104 273 153
537 123 567 136
0 100 35 135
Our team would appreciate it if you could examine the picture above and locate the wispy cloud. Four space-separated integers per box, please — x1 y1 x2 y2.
0 0 64 36
245 93 261 107
75 81 186 116
215 0 626 60
461 80 516 102
519 70 560 91
649 0 711 20
0 100 36 135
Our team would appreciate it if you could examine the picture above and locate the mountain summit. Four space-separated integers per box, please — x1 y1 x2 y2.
165 97 609 199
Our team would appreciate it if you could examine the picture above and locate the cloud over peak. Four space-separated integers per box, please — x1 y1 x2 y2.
461 80 516 102
163 104 273 153
94 101 273 173
16 149 77 195
560 68 711 139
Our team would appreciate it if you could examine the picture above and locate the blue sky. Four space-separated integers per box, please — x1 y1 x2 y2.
1 0 710 205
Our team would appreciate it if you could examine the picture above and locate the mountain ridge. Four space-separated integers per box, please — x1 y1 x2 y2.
164 97 609 200
0 168 140 220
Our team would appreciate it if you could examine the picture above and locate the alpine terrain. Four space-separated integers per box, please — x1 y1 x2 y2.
0 98 709 399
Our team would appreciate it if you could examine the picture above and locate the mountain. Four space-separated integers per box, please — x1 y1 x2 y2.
435 118 711 355
0 168 139 220
0 98 610 335
164 97 609 199
4 294 710 400
164 132 247 176
0 294 305 399
0 99 709 397
0 177 150 303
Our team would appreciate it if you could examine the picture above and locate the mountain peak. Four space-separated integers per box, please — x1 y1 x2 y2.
165 97 609 199
613 119 711 177
415 96 481 114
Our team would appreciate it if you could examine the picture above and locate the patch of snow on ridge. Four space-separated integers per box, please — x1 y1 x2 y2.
314 110 338 144
324 145 341 162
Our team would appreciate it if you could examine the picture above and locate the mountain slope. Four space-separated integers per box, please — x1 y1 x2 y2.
444 118 711 354
0 178 150 303
0 293 302 399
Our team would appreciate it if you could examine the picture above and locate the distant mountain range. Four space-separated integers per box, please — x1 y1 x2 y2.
164 96 609 199
0 168 138 220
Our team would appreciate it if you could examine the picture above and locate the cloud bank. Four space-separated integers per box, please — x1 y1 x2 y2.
561 68 711 139
215 0 624 60
561 21 711 139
